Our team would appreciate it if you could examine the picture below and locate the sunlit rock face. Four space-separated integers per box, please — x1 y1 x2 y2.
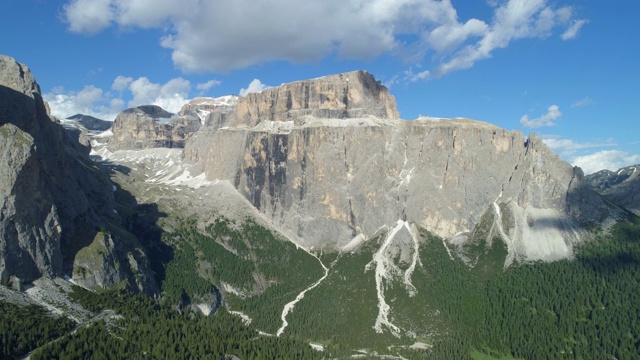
181 70 616 262
234 70 398 127
108 105 201 150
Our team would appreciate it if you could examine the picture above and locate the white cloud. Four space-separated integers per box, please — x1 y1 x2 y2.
571 97 592 107
572 150 640 175
239 79 270 97
63 0 115 34
541 135 616 159
404 68 431 82
196 79 222 93
520 104 561 128
128 77 161 107
44 76 193 120
128 77 191 113
112 76 133 91
561 19 588 40
43 85 121 120
434 2 578 76
62 0 586 76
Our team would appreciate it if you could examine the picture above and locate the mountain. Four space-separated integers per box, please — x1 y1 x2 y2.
182 70 617 263
586 164 640 215
107 105 201 150
0 55 156 294
3 58 640 359
66 114 112 132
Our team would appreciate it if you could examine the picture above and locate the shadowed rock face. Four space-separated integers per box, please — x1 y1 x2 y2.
182 71 617 262
0 55 156 294
109 105 201 150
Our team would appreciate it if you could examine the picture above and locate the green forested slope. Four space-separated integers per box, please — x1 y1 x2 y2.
4 217 639 359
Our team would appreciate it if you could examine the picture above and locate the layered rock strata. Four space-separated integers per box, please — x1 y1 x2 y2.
108 105 201 150
183 72 616 262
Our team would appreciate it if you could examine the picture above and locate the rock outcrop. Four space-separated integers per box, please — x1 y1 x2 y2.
182 71 617 263
234 70 398 127
108 105 200 150
587 164 640 215
0 55 156 294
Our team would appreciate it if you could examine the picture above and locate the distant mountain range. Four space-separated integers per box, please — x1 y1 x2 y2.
586 164 640 214
66 113 112 131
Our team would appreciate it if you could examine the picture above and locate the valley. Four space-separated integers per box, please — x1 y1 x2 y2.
1 54 640 359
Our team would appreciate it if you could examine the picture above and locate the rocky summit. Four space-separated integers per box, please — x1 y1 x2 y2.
108 105 201 150
0 55 156 294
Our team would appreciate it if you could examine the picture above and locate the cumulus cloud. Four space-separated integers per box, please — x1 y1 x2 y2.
520 105 561 128
44 85 122 120
128 77 191 113
561 19 588 40
44 76 193 120
63 0 114 34
112 75 133 91
433 1 579 76
572 150 640 175
62 0 586 76
239 79 270 97
196 79 222 94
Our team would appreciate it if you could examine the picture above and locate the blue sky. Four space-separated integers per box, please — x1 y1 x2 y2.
1 0 639 174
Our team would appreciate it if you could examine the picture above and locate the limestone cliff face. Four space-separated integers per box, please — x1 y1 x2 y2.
234 70 398 127
183 71 615 262
0 55 156 293
109 105 201 150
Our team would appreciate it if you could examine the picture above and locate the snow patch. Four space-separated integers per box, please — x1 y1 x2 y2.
195 110 210 124
92 147 212 189
94 129 113 138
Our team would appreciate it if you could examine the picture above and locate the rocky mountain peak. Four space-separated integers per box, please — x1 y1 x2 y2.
0 55 40 100
120 105 173 119
179 96 239 116
233 70 398 127
66 114 112 132
0 55 157 294
109 105 201 150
